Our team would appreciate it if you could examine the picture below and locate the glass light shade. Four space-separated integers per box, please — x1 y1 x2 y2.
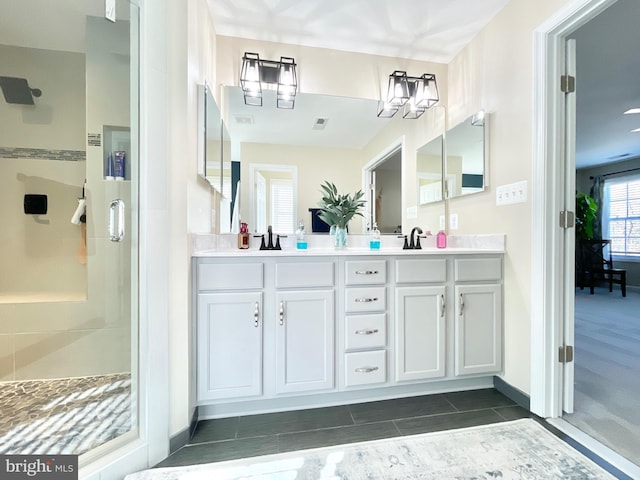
402 98 425 119
241 52 262 106
377 100 398 118
386 71 410 106
413 73 439 109
277 57 297 109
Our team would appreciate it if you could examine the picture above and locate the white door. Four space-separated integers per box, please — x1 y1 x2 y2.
562 38 577 414
275 290 334 393
197 292 263 400
395 286 446 381
454 284 502 376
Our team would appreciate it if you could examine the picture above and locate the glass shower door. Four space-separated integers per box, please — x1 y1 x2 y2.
0 0 139 460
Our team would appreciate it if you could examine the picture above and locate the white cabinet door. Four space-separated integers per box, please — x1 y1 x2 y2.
395 286 446 382
197 292 263 401
454 284 502 375
275 290 334 394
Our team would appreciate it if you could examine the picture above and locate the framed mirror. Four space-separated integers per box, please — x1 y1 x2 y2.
417 135 444 205
198 84 223 193
445 111 487 199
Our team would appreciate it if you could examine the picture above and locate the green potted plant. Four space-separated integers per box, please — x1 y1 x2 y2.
575 191 598 241
317 181 366 248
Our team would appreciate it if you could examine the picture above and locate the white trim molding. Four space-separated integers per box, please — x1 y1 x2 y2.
530 0 619 418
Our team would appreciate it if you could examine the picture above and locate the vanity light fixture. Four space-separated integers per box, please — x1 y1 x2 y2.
377 70 439 119
240 52 298 109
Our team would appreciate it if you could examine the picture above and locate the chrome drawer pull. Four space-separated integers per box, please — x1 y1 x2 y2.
279 301 285 326
355 329 379 335
355 297 378 303
355 366 379 373
355 270 379 275
254 302 260 327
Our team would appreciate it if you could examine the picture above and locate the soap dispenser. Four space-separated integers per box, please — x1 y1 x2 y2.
436 230 447 249
296 220 308 250
369 222 381 250
238 222 250 249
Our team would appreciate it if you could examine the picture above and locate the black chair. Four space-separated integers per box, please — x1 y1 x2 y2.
580 239 626 297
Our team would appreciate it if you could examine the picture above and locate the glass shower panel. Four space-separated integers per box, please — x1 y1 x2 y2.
0 0 139 458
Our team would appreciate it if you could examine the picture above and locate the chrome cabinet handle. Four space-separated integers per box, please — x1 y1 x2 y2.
355 270 379 275
355 329 379 335
279 301 285 326
440 294 445 318
108 199 125 242
459 293 464 316
355 297 378 303
254 302 259 327
355 366 379 373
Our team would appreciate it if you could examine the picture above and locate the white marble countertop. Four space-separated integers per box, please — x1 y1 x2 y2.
191 233 505 257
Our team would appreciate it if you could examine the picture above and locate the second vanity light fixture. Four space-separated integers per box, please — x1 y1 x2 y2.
377 70 439 119
240 52 298 109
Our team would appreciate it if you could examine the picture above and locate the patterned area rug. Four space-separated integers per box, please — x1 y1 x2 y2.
127 419 615 479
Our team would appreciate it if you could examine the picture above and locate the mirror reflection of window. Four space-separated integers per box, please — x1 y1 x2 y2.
250 164 297 234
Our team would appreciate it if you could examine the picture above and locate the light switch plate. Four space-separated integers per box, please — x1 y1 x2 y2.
450 213 459 230
439 215 446 230
406 206 418 219
496 180 527 205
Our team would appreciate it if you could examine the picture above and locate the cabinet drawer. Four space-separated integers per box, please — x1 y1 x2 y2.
345 260 386 285
198 263 263 290
345 287 386 313
345 314 386 350
275 262 334 288
344 350 387 387
395 258 447 283
454 258 502 282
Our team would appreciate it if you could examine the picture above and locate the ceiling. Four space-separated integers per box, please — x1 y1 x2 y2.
211 0 640 170
569 0 640 169
207 0 511 63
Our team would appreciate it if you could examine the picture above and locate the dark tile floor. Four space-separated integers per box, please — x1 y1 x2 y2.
156 388 532 468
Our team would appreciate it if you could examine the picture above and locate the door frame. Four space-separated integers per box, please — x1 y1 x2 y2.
530 0 615 418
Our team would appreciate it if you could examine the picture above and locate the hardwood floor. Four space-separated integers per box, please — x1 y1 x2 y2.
570 288 640 467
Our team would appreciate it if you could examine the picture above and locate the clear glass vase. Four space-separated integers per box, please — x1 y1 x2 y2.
334 226 348 248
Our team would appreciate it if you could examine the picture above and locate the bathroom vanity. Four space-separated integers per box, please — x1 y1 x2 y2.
192 235 504 418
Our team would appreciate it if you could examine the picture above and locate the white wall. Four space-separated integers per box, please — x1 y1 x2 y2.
168 0 583 436
167 0 221 436
444 0 573 394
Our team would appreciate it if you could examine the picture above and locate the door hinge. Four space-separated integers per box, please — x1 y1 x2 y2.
559 345 574 363
559 210 575 229
560 75 576 93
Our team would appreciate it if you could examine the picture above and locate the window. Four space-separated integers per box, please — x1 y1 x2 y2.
604 177 640 258
270 179 294 233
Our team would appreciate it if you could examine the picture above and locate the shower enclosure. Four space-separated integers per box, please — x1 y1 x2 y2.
0 0 139 459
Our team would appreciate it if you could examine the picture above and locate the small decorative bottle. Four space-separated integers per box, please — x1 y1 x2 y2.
238 222 250 249
296 220 308 250
436 230 447 249
369 222 381 250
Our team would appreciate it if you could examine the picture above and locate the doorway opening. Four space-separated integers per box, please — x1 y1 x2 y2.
363 140 403 234
533 0 640 476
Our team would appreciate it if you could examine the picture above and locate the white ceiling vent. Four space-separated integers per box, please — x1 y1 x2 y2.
234 114 254 125
312 117 329 130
